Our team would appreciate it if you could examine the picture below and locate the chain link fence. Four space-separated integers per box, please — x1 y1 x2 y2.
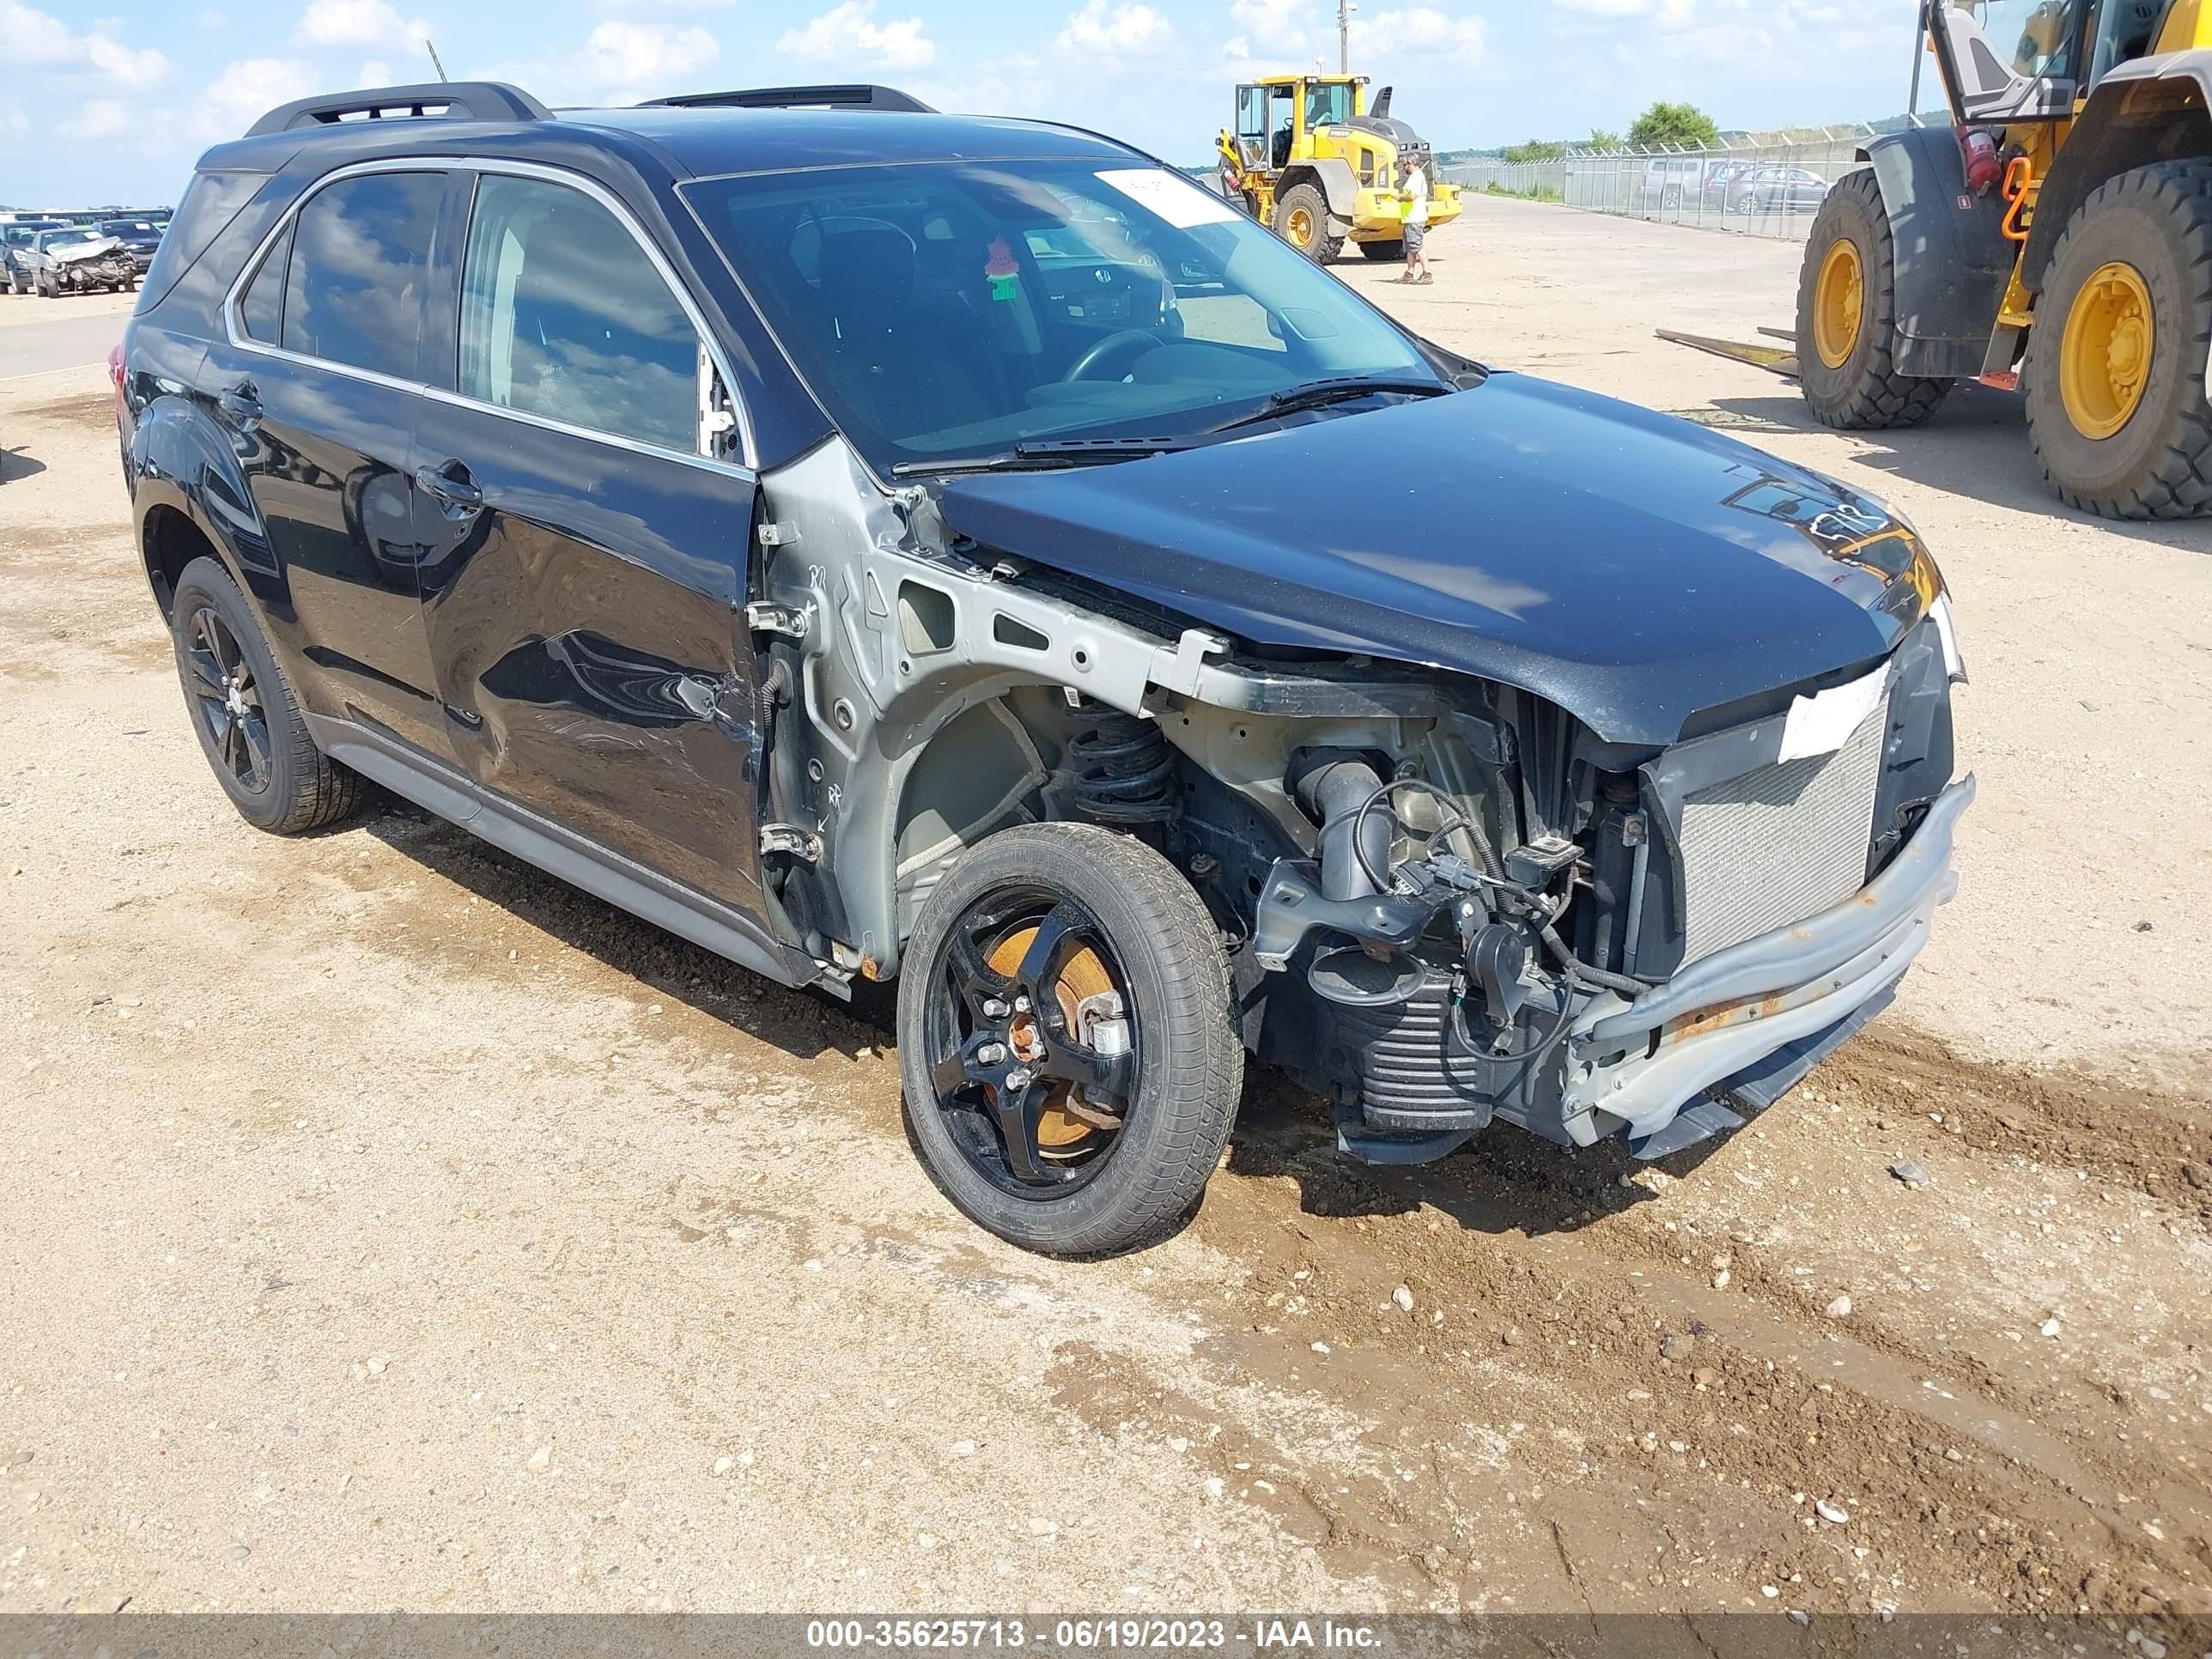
1440 116 1947 241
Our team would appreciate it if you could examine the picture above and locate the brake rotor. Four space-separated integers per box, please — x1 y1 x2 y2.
988 926 1120 1158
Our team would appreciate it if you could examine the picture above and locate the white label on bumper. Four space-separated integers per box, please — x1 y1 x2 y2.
1777 662 1888 763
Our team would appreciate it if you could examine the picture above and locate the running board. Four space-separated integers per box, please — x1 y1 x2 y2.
1656 328 1801 381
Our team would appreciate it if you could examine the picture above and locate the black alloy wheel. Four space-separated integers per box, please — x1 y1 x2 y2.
922 884 1139 1200
185 605 273 797
896 822 1242 1256
167 556 368 834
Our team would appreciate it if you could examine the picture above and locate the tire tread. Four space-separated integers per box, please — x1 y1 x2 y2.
1796 170 1954 431
2025 160 2212 520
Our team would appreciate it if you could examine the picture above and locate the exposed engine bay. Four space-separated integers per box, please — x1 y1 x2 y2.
744 433 1970 1168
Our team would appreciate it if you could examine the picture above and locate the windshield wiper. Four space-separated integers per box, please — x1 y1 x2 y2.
888 435 1200 478
1204 375 1451 434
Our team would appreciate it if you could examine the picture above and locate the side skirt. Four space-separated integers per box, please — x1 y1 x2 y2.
304 712 833 997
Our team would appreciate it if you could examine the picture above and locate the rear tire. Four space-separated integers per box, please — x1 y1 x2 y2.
1796 169 1953 430
896 823 1243 1257
168 556 369 835
1273 183 1341 264
2023 161 2212 520
1359 239 1404 261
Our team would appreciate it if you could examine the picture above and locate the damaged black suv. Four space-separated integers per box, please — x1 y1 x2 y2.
118 80 1971 1255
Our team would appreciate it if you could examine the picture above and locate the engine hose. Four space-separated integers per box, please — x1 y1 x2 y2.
1292 756 1392 902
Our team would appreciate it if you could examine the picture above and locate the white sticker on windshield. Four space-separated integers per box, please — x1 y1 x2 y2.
1777 662 1888 764
1094 168 1241 228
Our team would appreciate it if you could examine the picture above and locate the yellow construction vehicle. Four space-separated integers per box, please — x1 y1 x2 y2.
1216 74 1462 263
1796 0 2212 519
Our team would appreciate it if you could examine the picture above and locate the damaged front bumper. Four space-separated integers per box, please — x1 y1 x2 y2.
1253 772 1973 1165
1560 773 1972 1156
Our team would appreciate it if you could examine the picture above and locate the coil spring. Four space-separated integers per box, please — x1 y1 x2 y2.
1068 702 1177 826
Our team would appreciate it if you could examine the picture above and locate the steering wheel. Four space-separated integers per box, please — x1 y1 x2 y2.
1061 329 1158 384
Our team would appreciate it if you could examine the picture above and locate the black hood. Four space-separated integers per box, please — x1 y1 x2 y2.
938 373 1936 747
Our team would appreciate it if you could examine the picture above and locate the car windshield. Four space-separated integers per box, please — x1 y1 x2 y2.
683 157 1442 474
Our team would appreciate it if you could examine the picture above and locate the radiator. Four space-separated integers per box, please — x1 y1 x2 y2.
1675 703 1885 963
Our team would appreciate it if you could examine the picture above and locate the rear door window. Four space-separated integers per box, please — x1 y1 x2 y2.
455 172 701 453
280 171 445 381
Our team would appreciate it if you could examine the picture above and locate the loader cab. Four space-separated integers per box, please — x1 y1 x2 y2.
1929 0 2093 120
1235 76 1364 168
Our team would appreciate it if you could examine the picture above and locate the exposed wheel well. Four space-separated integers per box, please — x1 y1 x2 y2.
143 503 218 620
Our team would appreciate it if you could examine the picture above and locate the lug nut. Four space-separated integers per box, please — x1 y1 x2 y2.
1005 1067 1034 1091
981 997 1009 1018
976 1042 1008 1066
1012 995 1032 1013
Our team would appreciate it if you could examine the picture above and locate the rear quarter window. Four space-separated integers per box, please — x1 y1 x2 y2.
138 169 265 313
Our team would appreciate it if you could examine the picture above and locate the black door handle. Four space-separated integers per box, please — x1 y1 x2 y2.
217 381 261 422
412 459 483 513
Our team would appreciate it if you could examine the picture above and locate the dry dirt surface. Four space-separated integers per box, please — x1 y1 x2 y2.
2 198 2210 1627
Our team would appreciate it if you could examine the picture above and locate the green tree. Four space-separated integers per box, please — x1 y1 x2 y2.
1627 101 1720 150
1587 127 1623 150
1500 138 1566 164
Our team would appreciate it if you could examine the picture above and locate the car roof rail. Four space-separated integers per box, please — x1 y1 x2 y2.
641 83 938 113
245 82 552 137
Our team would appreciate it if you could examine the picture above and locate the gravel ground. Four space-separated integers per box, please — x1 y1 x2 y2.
0 200 2208 1621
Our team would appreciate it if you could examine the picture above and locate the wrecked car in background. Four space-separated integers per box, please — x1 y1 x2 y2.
23 228 137 296
118 79 1972 1260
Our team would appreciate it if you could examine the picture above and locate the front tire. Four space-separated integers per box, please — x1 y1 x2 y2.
1796 169 1953 429
896 823 1243 1256
2024 161 2212 520
1273 183 1341 264
169 556 368 835
1359 239 1404 262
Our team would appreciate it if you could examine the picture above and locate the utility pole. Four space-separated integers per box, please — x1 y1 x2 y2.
1337 0 1355 73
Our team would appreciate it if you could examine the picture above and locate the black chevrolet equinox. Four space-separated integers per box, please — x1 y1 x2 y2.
120 81 1970 1255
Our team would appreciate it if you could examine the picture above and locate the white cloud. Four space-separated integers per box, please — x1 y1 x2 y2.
778 3 935 70
3 3 171 88
1057 0 1171 57
908 50 1050 118
295 0 430 52
1353 5 1487 60
2 102 30 135
584 20 721 98
357 57 392 84
60 96 132 139
192 56 317 141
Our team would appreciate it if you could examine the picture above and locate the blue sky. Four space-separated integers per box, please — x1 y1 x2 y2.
4 0 1926 207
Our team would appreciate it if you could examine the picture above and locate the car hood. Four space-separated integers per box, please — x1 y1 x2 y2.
51 234 123 264
938 372 1935 746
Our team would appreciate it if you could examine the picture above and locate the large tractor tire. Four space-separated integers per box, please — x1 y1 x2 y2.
1795 170 1953 429
1273 183 1342 264
1359 240 1404 261
2023 161 2212 520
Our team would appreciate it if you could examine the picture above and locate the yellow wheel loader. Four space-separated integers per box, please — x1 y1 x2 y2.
1798 0 2212 518
1216 75 1462 263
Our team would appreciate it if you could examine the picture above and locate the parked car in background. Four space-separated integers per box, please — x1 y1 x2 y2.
1729 164 1831 216
21 226 137 296
1635 155 1706 213
94 218 164 272
3 219 67 294
1700 157 1755 209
